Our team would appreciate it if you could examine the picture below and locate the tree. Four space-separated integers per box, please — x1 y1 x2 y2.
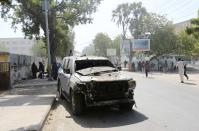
93 33 112 57
0 0 102 62
142 13 171 35
128 2 147 38
186 10 199 39
31 40 47 57
150 25 178 59
111 35 121 57
112 3 131 38
82 44 95 56
177 31 199 57
185 10 199 57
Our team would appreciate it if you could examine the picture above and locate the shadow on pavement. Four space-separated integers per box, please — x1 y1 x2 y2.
183 82 197 85
55 99 148 128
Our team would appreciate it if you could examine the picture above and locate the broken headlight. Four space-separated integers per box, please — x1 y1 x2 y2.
128 80 136 90
76 83 87 92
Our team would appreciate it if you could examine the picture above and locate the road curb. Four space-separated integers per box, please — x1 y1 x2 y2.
39 97 56 131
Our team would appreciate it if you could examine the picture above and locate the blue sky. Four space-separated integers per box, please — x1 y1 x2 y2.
0 0 198 52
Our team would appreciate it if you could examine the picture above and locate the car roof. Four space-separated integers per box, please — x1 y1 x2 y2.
63 56 108 61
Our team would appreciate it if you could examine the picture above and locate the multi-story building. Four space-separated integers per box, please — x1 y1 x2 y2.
0 38 36 56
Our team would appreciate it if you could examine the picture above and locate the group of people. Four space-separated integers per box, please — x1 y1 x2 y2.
31 62 45 79
176 58 189 83
31 61 59 80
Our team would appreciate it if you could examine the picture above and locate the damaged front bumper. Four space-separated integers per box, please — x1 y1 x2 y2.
86 98 135 107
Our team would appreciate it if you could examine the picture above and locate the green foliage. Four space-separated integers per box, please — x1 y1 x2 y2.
128 2 147 38
177 31 199 57
111 36 121 57
0 0 102 61
150 25 177 56
186 18 199 39
112 3 131 38
31 40 47 57
93 33 112 57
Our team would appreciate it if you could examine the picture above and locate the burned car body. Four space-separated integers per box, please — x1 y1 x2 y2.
57 56 136 115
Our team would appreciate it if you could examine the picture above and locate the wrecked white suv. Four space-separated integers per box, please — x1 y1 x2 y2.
57 56 136 115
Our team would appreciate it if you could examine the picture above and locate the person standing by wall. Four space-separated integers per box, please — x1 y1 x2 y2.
38 62 44 79
31 62 38 79
176 58 184 83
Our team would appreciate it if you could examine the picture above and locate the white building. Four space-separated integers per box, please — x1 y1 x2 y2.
0 38 36 56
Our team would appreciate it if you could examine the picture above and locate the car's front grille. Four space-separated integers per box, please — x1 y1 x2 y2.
92 81 129 101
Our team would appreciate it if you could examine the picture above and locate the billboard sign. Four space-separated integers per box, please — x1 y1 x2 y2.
133 39 150 51
107 49 116 56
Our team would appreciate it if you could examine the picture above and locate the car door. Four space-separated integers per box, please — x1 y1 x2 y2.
59 58 66 89
62 58 72 95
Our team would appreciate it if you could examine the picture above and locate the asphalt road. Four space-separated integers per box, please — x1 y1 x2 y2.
42 72 199 131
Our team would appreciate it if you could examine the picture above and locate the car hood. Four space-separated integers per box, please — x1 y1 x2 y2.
75 71 132 82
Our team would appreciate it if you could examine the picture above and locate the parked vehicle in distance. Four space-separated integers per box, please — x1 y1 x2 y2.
57 56 136 115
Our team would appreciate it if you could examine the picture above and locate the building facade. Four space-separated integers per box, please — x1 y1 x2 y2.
0 38 36 56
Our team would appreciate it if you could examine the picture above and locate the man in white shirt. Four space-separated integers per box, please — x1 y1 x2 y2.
176 58 184 83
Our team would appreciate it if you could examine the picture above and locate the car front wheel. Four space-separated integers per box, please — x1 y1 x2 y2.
58 81 64 99
71 90 84 115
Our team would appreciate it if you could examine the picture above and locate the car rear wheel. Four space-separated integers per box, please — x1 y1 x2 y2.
71 90 84 115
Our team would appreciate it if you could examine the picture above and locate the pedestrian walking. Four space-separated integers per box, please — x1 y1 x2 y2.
145 61 150 77
124 60 127 68
184 64 189 80
176 58 184 83
138 61 141 71
38 62 44 79
132 62 135 72
31 62 38 79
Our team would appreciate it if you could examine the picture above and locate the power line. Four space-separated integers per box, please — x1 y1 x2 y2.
167 0 199 16
161 0 192 15
158 0 178 13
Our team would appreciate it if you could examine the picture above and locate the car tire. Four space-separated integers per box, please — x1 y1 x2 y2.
71 90 84 115
120 92 134 111
58 81 64 99
119 103 133 111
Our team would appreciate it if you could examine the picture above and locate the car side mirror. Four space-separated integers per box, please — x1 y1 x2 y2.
64 68 70 74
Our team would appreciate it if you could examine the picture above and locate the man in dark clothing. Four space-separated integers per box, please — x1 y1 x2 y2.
184 64 189 80
38 62 44 79
132 62 135 72
31 62 38 79
145 61 150 77
124 60 127 68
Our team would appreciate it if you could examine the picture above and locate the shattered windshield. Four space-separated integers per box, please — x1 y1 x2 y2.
75 60 114 71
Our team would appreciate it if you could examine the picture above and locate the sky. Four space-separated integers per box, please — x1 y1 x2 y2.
0 0 199 53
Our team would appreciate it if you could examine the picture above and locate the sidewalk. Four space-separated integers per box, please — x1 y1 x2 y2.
0 79 57 131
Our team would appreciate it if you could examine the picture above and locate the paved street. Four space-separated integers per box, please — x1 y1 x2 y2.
42 72 199 131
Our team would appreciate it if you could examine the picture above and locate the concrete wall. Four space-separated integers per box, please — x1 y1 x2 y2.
9 54 46 87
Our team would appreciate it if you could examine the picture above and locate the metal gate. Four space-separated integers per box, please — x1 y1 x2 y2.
0 62 10 90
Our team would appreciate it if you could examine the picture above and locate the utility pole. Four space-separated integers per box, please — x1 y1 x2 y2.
44 0 52 80
129 38 133 71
